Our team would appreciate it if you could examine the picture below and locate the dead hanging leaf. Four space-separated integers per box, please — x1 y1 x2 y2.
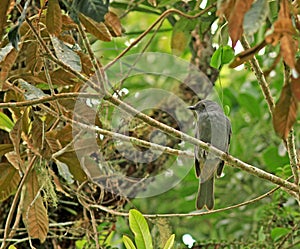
272 82 298 140
266 0 297 68
104 11 122 37
77 51 94 76
9 117 23 171
79 14 112 42
22 170 49 243
291 77 300 101
0 162 21 201
218 0 254 47
46 0 62 36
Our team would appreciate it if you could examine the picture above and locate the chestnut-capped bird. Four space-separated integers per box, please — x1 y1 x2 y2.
188 100 231 210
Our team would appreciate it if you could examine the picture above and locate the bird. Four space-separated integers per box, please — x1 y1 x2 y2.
188 100 231 210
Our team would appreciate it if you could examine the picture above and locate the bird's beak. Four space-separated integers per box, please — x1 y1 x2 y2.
188 105 196 110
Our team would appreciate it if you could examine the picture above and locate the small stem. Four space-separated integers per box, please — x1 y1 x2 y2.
287 129 299 186
240 36 275 113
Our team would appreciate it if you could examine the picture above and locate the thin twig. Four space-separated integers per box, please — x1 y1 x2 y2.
104 5 216 70
240 36 275 113
90 183 281 218
287 129 299 186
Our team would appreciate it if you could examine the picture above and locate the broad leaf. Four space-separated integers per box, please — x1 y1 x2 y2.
22 170 49 242
272 83 297 139
19 79 48 100
46 0 62 36
0 162 21 201
79 14 112 41
210 45 234 69
271 227 290 241
0 112 14 132
50 36 82 72
0 43 14 63
72 0 109 23
243 0 268 36
123 235 137 249
224 0 254 47
163 234 175 249
129 209 153 249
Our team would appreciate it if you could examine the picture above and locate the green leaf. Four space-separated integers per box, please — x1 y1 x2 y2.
72 0 109 23
243 0 269 36
262 146 289 171
0 112 14 132
258 226 266 242
50 36 82 72
210 45 235 69
129 209 153 249
123 235 137 249
271 227 290 242
163 234 175 249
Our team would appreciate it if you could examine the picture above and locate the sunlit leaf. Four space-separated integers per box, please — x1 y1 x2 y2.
46 0 62 36
271 227 290 241
0 43 14 63
129 209 153 249
272 83 297 139
0 162 21 201
163 234 175 249
123 235 137 249
22 170 49 242
0 112 14 132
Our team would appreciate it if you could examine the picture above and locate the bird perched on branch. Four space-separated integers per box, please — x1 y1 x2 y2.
188 100 231 210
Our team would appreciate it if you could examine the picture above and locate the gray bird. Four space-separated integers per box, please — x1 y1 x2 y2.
188 100 231 210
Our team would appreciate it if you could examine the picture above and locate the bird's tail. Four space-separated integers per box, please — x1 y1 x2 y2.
196 177 214 210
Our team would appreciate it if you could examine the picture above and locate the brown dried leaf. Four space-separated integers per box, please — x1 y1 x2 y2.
0 0 13 41
267 0 297 68
22 170 49 243
148 0 157 7
0 48 18 84
291 77 300 101
56 151 88 183
9 117 23 170
77 51 94 76
79 14 112 42
0 143 14 157
0 162 21 201
104 11 122 37
48 168 70 196
272 82 298 139
46 0 62 36
5 151 21 170
280 34 298 69
226 0 254 47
